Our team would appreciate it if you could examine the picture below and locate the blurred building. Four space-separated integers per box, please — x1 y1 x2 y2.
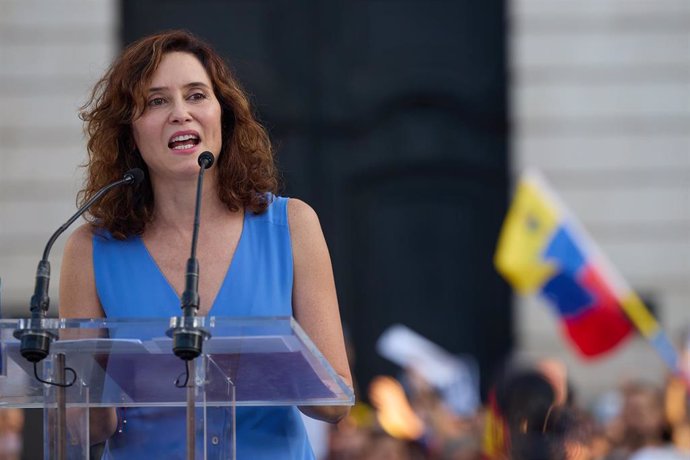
0 0 689 408
0 0 117 311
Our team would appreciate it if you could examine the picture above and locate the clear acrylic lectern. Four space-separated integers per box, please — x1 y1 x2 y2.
2 316 354 459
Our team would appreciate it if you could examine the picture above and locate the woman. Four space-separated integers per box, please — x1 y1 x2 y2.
59 30 352 458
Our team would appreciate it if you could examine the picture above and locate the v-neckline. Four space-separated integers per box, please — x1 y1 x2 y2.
136 210 247 316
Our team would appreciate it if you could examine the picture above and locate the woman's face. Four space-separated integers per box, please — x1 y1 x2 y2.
132 51 222 181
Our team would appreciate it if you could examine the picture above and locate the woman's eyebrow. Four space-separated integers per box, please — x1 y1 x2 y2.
185 82 211 89
146 82 211 93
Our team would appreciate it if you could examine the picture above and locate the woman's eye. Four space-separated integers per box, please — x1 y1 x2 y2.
189 92 207 102
147 97 166 107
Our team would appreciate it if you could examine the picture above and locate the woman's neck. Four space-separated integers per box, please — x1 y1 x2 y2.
147 171 230 235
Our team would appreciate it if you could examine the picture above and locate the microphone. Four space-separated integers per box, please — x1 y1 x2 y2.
15 168 145 363
172 151 214 361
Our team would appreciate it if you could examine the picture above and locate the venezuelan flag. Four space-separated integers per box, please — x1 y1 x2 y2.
495 172 679 367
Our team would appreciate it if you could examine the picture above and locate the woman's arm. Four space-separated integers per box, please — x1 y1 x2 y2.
59 224 118 444
59 224 105 319
288 199 354 423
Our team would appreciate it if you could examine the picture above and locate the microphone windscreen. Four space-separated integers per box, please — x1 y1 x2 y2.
124 168 145 185
198 151 215 169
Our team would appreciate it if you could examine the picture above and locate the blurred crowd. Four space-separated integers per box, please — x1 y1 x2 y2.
2 356 690 459
325 358 690 460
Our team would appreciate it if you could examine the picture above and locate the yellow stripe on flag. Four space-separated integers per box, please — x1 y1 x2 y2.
494 179 560 294
620 292 659 338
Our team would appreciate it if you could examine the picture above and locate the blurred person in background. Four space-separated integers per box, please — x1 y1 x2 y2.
328 375 425 460
590 388 625 459
665 373 690 456
0 409 23 460
483 360 593 460
605 381 685 460
328 402 376 460
494 366 558 459
665 327 690 456
397 369 482 460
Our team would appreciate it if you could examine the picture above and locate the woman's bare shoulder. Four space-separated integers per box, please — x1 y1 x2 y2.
286 198 320 231
60 223 102 318
66 223 96 247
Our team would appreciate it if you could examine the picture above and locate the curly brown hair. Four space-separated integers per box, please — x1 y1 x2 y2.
79 30 278 239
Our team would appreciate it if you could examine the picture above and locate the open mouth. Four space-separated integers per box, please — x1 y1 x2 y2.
168 133 200 150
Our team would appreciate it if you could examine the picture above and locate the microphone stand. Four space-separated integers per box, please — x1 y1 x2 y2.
168 151 214 460
171 151 214 361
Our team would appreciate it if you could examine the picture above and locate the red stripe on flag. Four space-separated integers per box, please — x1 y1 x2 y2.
562 263 633 357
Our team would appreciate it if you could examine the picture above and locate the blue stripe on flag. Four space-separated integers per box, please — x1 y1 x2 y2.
542 272 594 317
649 332 680 372
543 226 586 274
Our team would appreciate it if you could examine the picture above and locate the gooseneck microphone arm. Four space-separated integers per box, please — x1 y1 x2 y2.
31 169 145 319
173 151 214 361
18 168 144 364
179 153 213 315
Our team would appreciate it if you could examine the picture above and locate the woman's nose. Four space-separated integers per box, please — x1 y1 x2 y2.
169 101 192 123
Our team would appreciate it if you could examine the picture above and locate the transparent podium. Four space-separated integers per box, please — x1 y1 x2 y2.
1 316 354 459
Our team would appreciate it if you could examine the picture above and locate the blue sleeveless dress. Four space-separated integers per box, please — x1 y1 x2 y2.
92 196 315 459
